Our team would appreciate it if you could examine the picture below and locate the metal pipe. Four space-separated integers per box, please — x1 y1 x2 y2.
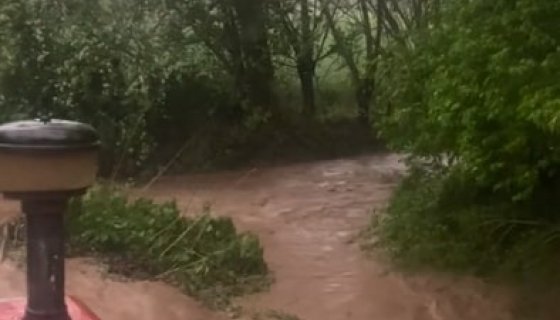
22 197 69 320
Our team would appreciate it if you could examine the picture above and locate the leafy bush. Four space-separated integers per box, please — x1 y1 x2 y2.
374 166 560 280
67 186 268 307
0 0 159 173
374 0 560 282
0 0 235 176
378 0 560 200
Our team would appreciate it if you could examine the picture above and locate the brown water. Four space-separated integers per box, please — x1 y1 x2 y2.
145 154 512 320
0 154 516 320
0 259 225 320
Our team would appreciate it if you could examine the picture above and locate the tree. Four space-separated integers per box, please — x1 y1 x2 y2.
270 0 333 117
378 0 560 200
234 0 275 112
320 0 435 124
167 0 275 116
322 0 383 124
0 0 178 175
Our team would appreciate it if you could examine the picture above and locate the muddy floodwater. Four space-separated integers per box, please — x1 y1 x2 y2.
0 154 516 320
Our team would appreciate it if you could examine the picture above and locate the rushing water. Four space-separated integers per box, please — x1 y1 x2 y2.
0 154 515 320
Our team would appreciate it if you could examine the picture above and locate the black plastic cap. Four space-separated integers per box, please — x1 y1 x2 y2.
0 119 99 150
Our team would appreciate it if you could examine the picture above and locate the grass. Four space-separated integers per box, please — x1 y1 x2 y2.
369 165 560 283
65 186 269 309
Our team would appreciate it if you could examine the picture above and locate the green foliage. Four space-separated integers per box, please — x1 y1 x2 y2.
0 0 159 172
0 0 238 175
375 0 560 283
67 186 268 307
378 0 560 200
374 166 560 280
0 0 394 176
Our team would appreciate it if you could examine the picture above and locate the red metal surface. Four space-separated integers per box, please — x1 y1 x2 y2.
0 296 100 320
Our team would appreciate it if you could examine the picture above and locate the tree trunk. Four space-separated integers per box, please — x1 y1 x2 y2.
299 0 316 116
354 0 384 125
357 0 374 124
297 62 316 117
222 5 247 106
356 80 372 125
233 0 275 113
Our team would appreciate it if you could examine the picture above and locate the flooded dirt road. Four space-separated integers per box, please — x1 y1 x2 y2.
0 154 515 320
146 154 512 320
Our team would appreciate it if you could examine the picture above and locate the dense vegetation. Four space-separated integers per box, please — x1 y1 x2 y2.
68 187 268 308
0 0 429 176
375 0 560 281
